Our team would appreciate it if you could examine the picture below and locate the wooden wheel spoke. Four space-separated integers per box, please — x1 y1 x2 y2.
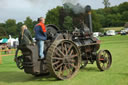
52 57 63 60
58 67 62 76
99 53 103 57
102 63 105 69
64 65 68 71
53 61 60 65
61 66 65 75
104 54 108 58
70 59 75 63
19 63 22 66
70 54 78 58
105 57 109 64
103 51 106 55
55 50 61 57
67 64 72 74
70 64 77 69
64 44 68 55
69 49 74 56
55 63 63 70
103 51 109 58
67 45 73 54
107 58 110 64
61 42 64 53
56 48 65 57
104 53 107 56
66 65 71 76
99 61 103 65
64 65 71 76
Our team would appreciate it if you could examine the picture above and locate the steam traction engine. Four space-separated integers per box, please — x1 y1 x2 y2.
15 6 112 80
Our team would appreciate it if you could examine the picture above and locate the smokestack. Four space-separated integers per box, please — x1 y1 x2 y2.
85 5 93 32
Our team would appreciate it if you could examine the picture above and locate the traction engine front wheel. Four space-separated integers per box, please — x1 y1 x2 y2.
96 50 112 71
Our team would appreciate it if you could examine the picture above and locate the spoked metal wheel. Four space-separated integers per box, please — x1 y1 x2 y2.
15 48 24 70
46 39 81 80
96 50 112 71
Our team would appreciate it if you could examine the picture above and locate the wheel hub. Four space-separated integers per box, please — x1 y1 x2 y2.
100 55 107 63
63 55 70 64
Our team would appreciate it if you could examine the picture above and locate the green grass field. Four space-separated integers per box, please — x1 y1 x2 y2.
0 35 128 85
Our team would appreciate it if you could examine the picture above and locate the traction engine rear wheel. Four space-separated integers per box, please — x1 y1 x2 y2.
46 39 81 80
96 50 112 71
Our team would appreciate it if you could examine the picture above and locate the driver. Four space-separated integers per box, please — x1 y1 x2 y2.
34 17 47 60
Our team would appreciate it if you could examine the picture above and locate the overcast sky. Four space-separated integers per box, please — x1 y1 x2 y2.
0 0 127 23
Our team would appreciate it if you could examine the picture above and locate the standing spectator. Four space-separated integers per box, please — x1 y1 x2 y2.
34 17 47 59
3 45 10 54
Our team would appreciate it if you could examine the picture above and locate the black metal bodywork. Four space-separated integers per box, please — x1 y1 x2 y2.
15 23 101 77
15 45 48 75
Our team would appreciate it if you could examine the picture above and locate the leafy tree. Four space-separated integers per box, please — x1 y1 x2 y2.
104 6 118 14
5 19 17 36
0 23 5 27
124 22 128 28
45 6 63 29
0 27 7 36
118 2 128 13
102 0 111 8
24 16 34 34
121 11 128 22
92 11 102 32
63 16 73 31
110 6 118 14
95 2 128 28
104 13 122 27
16 22 23 34
33 20 38 27
0 23 6 36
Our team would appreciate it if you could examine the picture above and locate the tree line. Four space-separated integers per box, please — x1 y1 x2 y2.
45 2 128 32
0 2 128 38
0 17 37 38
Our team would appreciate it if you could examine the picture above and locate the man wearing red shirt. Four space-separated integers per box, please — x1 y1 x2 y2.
34 17 47 59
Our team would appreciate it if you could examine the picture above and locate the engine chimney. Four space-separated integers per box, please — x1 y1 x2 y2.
85 5 93 33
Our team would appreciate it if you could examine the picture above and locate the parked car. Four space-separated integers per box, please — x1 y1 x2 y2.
124 28 128 32
93 32 99 37
120 30 127 35
93 32 104 38
106 30 116 36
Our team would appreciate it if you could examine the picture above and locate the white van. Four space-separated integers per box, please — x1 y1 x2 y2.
106 30 116 36
93 32 99 37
